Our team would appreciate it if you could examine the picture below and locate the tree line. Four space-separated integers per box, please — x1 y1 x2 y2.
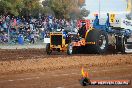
0 0 90 19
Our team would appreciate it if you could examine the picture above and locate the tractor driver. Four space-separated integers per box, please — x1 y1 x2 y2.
78 22 87 38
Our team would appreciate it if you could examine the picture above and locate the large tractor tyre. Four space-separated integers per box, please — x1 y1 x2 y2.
46 43 52 55
115 36 126 54
85 29 108 54
77 46 87 54
67 43 74 55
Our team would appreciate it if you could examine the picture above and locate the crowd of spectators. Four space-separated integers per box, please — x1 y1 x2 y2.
0 15 73 44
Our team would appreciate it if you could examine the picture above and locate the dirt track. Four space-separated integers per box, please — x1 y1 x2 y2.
0 49 132 74
0 49 132 88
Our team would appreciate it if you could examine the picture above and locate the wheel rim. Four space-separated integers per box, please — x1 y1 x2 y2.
69 45 73 54
98 35 106 50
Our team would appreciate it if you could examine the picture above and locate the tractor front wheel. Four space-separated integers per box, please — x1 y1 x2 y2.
67 43 73 55
46 43 52 55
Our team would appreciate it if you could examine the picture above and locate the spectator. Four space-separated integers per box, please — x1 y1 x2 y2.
0 14 74 45
30 32 35 44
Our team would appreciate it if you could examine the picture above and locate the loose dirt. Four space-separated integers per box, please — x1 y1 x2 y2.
0 49 132 75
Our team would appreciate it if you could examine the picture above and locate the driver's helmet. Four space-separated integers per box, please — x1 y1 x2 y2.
82 22 86 26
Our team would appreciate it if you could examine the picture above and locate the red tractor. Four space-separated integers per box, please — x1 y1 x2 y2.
67 19 108 55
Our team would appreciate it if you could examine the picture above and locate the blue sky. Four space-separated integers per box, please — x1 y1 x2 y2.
84 0 128 18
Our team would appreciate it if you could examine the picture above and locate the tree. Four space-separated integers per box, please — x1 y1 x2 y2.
42 0 89 19
0 0 12 15
0 0 24 16
22 0 43 17
0 0 90 19
0 0 43 17
81 8 90 17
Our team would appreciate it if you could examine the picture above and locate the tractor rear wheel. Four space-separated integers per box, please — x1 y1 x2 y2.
46 43 52 55
85 29 108 54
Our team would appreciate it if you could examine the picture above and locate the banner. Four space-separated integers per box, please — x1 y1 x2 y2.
110 14 115 23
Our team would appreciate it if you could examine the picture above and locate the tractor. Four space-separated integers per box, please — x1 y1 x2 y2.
67 18 108 55
46 13 132 55
46 32 69 55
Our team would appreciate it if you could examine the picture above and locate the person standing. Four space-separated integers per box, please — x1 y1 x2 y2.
2 20 8 32
30 32 35 44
